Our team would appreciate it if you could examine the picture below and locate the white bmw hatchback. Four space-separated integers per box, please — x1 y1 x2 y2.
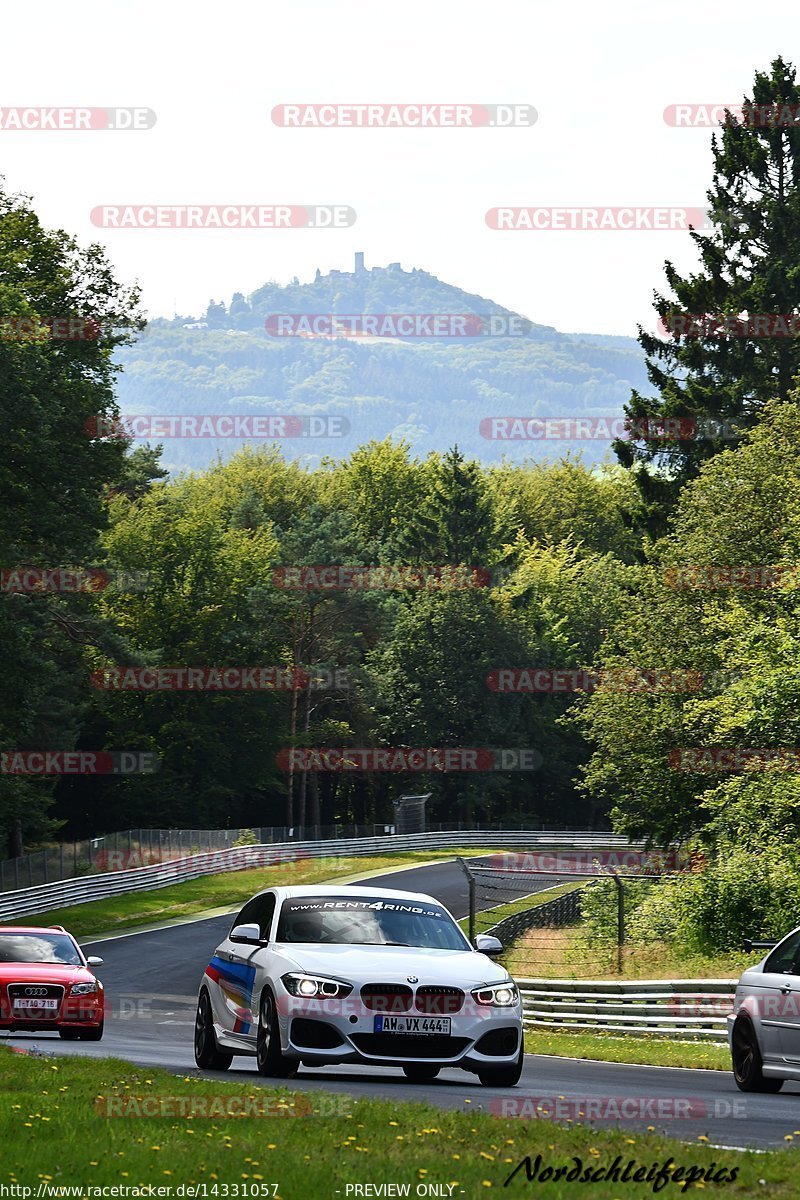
194 884 524 1086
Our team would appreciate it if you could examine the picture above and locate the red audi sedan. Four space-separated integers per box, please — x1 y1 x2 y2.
0 925 104 1040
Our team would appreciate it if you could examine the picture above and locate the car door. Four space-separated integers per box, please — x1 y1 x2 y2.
209 892 276 1045
751 930 800 1063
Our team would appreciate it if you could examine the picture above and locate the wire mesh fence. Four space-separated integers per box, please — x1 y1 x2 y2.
0 823 400 892
0 821 586 893
463 851 683 978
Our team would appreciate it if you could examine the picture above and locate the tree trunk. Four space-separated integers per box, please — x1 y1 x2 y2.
9 818 23 859
298 680 312 832
286 635 300 829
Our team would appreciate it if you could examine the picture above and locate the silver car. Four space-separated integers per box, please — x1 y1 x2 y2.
728 926 800 1092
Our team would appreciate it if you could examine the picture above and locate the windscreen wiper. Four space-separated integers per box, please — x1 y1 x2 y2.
357 941 410 946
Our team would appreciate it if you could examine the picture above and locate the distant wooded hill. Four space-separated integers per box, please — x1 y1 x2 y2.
115 258 648 471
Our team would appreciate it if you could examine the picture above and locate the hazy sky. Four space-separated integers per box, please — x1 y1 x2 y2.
2 1 796 335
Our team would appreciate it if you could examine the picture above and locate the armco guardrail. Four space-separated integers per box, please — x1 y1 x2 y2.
0 831 641 922
0 822 602 891
517 977 736 1040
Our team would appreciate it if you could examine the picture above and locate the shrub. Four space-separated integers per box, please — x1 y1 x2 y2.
231 828 259 848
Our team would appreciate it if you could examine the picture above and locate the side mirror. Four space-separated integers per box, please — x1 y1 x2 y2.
474 934 503 957
85 955 104 966
230 923 263 945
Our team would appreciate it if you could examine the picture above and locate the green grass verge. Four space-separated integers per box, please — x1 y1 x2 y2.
17 849 496 941
459 881 585 936
524 1028 730 1070
504 922 757 981
1 1049 794 1197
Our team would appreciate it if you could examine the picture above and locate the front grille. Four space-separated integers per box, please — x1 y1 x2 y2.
360 984 413 1013
290 1018 345 1049
351 1033 469 1060
4 983 65 1021
7 984 65 1001
415 986 464 1014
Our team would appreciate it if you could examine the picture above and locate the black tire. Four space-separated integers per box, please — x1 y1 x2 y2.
256 990 298 1078
732 1018 783 1093
477 1038 524 1088
79 1020 104 1042
58 1028 81 1040
402 1064 440 1082
194 991 233 1071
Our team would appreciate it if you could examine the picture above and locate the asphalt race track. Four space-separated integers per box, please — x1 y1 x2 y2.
3 857 798 1150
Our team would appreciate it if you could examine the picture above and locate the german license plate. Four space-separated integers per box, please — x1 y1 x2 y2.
13 998 59 1012
373 1015 451 1035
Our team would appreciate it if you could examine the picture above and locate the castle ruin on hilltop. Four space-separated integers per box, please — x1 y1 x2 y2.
314 253 409 282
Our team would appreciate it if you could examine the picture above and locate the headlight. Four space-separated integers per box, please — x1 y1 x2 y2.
281 973 352 999
70 981 99 996
471 982 519 1007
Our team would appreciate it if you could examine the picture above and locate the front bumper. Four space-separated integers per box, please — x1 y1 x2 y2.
278 993 523 1070
0 993 103 1033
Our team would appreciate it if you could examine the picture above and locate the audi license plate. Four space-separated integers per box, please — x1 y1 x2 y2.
373 1015 451 1035
13 998 59 1012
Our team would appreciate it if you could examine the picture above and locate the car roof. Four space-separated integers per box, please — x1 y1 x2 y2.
253 884 442 904
0 926 71 934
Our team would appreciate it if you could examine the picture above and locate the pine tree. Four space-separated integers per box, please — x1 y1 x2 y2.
616 57 800 533
398 447 495 567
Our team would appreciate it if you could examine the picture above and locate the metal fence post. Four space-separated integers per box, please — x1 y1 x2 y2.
455 857 476 945
611 871 625 974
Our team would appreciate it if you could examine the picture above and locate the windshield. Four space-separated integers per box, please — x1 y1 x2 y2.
0 933 82 966
276 895 470 951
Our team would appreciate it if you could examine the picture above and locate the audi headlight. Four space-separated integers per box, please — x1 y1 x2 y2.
281 973 352 999
71 981 99 996
471 982 519 1007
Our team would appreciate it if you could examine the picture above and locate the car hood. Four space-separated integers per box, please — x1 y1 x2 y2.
0 963 96 984
271 943 511 987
